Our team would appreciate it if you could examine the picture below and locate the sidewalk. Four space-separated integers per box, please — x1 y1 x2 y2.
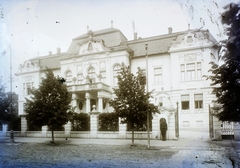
1 136 239 152
0 136 227 148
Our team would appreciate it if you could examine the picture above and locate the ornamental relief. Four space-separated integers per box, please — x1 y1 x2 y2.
179 52 203 63
24 75 34 82
170 31 211 51
18 60 39 72
78 41 105 55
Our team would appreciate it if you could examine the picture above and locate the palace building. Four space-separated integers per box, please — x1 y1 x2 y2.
16 25 220 140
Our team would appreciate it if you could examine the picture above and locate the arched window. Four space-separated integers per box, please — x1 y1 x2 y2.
113 64 121 86
66 71 72 83
88 67 95 83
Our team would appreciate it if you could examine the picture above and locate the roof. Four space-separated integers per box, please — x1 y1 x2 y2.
67 28 128 53
29 54 62 70
21 28 219 70
127 29 219 57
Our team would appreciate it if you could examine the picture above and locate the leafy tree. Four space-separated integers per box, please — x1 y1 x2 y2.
109 63 157 145
207 3 240 122
25 69 71 142
0 80 10 125
0 80 20 131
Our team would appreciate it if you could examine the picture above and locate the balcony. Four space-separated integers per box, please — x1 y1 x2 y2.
67 82 111 93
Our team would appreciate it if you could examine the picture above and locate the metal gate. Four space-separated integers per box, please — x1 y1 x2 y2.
221 122 234 135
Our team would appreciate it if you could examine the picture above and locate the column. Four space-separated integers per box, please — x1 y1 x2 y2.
213 116 222 140
98 97 103 113
90 107 99 138
85 92 90 113
168 112 176 140
2 124 8 135
64 121 71 138
21 116 27 136
151 114 158 139
72 93 77 108
234 122 240 141
41 126 47 138
118 118 126 138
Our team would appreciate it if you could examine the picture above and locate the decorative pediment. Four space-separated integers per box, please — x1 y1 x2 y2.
77 37 109 55
169 30 212 52
18 60 40 72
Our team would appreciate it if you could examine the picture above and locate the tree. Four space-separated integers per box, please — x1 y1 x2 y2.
207 3 240 122
0 80 20 131
109 63 157 145
25 69 71 142
0 80 10 125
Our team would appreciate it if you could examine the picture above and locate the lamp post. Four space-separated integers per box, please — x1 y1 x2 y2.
175 101 179 139
9 46 14 143
145 44 150 149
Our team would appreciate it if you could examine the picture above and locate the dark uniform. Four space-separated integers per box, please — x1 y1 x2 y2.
160 120 167 141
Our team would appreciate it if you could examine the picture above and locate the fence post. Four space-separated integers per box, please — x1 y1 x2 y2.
213 116 222 140
41 126 47 138
64 121 71 139
21 116 27 136
234 122 240 141
89 106 99 138
118 118 126 138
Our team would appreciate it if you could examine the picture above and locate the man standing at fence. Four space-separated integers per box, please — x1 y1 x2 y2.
160 119 167 141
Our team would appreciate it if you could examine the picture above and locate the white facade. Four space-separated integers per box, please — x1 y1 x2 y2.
16 27 219 139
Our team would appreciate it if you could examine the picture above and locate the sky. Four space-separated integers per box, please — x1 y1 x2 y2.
0 0 238 93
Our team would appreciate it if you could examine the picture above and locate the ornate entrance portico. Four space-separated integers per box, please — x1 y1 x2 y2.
68 82 112 113
152 109 177 140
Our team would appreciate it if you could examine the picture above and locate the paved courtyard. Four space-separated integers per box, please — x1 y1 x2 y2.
0 137 239 168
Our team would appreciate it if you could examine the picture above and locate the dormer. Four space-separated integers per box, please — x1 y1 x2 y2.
77 37 110 55
17 60 40 73
169 29 217 53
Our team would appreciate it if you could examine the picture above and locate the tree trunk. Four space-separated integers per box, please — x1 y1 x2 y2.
132 129 134 145
131 123 134 145
51 124 54 143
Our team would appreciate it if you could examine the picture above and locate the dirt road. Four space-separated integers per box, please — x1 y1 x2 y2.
0 141 233 168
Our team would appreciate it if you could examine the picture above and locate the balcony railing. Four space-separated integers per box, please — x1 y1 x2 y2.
67 82 111 92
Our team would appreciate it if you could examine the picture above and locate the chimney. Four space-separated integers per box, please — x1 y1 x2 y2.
49 51 52 55
168 27 172 34
57 47 61 54
134 32 138 40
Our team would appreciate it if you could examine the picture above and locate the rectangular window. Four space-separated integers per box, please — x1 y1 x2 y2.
154 67 162 84
186 63 195 81
77 74 83 84
194 94 203 109
180 64 185 81
180 62 202 81
26 82 31 95
159 97 163 107
23 83 26 95
197 62 202 80
139 69 146 85
181 94 189 110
